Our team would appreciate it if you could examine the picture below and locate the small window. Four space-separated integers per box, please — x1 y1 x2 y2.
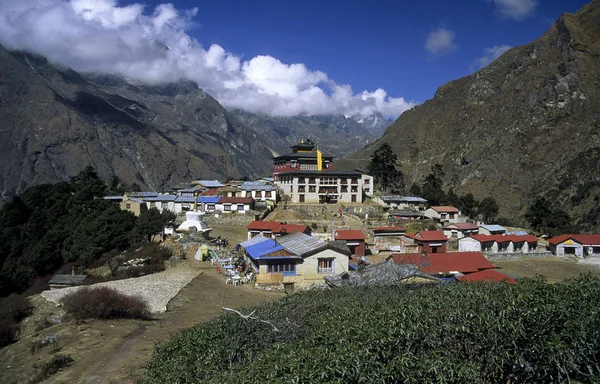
364 179 370 184
237 204 244 211
309 186 316 193
126 203 131 209
318 258 334 274
341 186 348 193
351 194 357 203
265 191 272 198
207 204 215 210
224 204 231 211
564 247 576 255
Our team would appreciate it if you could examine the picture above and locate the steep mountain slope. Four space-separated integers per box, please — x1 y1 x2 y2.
342 0 600 222
232 110 390 158
0 46 273 202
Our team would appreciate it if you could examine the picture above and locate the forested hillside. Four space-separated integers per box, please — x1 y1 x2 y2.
0 167 172 296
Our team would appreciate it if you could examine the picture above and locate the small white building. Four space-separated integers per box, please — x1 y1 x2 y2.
548 234 600 258
442 223 479 240
423 206 462 224
459 234 539 254
373 195 428 211
240 182 278 204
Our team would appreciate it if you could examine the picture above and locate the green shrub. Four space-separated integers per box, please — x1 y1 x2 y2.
62 287 150 320
0 294 33 347
145 275 600 384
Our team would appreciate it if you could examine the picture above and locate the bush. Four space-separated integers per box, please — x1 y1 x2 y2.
145 275 600 384
36 354 73 380
0 294 33 347
62 287 150 320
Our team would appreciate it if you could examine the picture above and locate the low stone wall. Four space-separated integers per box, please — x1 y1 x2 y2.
484 251 553 261
203 212 256 227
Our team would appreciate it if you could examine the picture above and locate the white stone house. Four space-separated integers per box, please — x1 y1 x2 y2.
548 234 600 258
423 206 462 224
240 181 278 204
442 223 479 240
240 232 350 290
459 234 539 254
373 195 428 211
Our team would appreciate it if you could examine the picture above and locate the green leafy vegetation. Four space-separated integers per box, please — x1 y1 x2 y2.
525 196 574 236
0 167 174 297
145 275 600 383
367 143 404 193
62 286 151 320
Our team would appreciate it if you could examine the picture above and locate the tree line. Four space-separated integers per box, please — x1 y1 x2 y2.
368 144 499 223
0 167 174 297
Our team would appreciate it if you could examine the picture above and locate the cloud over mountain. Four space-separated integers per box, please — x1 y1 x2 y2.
0 0 415 118
474 45 512 69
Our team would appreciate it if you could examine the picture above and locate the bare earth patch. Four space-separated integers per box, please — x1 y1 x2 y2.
494 257 600 282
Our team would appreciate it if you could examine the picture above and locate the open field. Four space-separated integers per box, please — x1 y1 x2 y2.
494 257 600 283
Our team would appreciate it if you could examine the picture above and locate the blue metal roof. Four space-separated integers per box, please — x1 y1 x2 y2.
481 224 506 232
144 195 177 202
241 237 286 259
198 196 220 204
127 191 159 197
103 195 123 200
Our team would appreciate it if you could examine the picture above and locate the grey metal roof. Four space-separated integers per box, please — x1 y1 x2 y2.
103 196 123 201
239 235 272 248
194 180 224 188
325 262 441 287
49 274 87 286
126 191 159 197
178 186 205 193
241 182 277 191
380 195 427 203
275 232 328 256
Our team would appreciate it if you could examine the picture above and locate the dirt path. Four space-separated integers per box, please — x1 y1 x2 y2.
0 260 283 384
78 261 283 384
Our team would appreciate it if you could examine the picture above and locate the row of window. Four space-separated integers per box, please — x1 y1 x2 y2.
265 259 335 274
295 186 359 193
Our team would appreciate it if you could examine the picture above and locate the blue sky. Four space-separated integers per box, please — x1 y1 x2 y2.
0 0 591 118
159 0 588 102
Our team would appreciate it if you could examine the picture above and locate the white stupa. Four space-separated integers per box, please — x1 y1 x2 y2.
177 211 212 233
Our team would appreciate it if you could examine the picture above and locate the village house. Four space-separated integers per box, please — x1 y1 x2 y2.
423 206 462 224
240 232 350 290
387 252 499 279
373 195 428 211
143 194 177 213
373 226 407 253
333 229 367 256
405 230 448 253
274 139 373 204
458 234 539 254
548 234 600 258
120 198 147 216
176 185 205 198
442 222 479 240
240 181 278 205
246 221 312 240
215 197 254 213
479 224 507 236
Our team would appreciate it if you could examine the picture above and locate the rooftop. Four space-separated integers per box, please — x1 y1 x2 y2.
48 274 88 286
373 226 407 232
334 230 366 240
275 232 328 257
548 234 600 246
407 231 448 242
379 195 427 203
480 224 507 232
430 205 460 213
457 269 516 284
388 252 496 275
443 223 479 230
240 181 277 191
193 180 224 188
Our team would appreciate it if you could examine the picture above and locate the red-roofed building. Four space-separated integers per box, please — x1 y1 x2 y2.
548 234 600 258
442 222 479 240
406 231 448 253
459 234 539 254
334 230 366 256
246 221 312 240
424 206 462 223
387 252 495 276
216 197 254 214
457 269 516 284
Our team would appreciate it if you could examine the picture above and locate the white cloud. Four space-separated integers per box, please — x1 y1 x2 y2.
425 28 457 55
487 0 537 20
474 45 512 69
0 0 415 119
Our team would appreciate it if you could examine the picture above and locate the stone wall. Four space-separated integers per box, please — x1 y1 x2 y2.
484 251 553 261
203 212 256 227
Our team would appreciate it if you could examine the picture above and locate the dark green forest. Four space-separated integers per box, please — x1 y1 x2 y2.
145 275 600 384
0 167 173 297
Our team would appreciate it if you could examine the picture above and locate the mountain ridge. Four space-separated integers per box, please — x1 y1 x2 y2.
340 0 600 226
